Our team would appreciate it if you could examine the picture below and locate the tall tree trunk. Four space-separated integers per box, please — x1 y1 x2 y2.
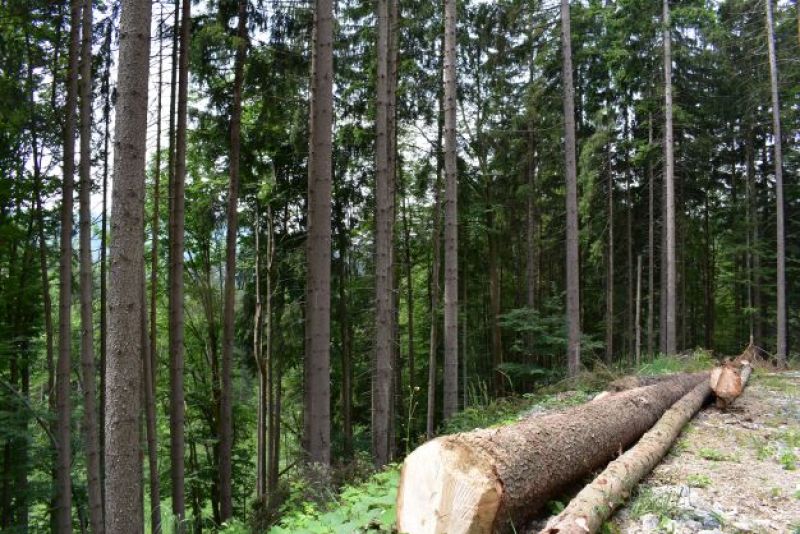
334 200 353 459
402 185 415 406
145 8 164 531
636 255 642 366
169 0 190 526
99 13 113 505
625 115 634 358
765 0 786 365
442 0 459 419
104 0 152 531
561 0 581 376
745 123 756 343
373 0 396 468
703 193 714 349
526 129 537 314
29 34 56 529
268 285 284 495
57 2 81 530
487 197 503 396
426 175 442 439
141 270 160 534
78 0 104 530
426 33 444 440
605 145 614 364
220 0 249 518
647 117 654 358
253 209 265 498
663 0 677 356
304 0 333 466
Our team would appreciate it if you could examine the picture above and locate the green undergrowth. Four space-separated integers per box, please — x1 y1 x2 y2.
266 467 400 533
261 352 714 533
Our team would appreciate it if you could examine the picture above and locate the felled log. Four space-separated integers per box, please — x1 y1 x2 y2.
710 360 752 409
609 372 697 392
538 379 711 534
396 373 706 534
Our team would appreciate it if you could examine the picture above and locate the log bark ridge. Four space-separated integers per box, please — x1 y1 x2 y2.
397 373 706 534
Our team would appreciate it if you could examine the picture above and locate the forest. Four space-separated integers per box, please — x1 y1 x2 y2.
0 0 798 532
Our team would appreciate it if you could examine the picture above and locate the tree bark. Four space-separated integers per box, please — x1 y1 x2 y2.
145 8 165 531
402 185 415 407
78 0 104 529
304 0 334 466
635 254 642 366
561 0 581 376
442 0 459 420
99 12 113 505
373 0 396 468
253 207 265 497
141 270 160 534
540 379 711 534
397 374 706 534
487 197 503 396
57 2 81 530
663 0 677 356
219 0 248 518
169 0 190 526
647 117 654 358
104 0 152 531
765 0 786 365
426 34 444 440
334 199 353 459
605 143 614 364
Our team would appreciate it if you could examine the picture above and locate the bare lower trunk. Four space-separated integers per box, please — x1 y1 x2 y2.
219 0 248 518
373 0 396 468
78 0 103 529
253 210 265 497
334 201 353 458
104 0 152 531
141 276 160 534
169 0 191 526
605 149 614 364
57 2 81 530
561 0 581 375
426 37 444 439
765 0 786 365
647 117 654 358
663 0 677 356
442 0 459 419
304 0 334 465
487 204 503 396
635 255 642 366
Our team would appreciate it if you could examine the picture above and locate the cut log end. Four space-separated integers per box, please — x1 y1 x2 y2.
397 438 502 534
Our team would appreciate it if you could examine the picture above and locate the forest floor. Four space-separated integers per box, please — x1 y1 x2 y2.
610 371 800 534
265 360 799 534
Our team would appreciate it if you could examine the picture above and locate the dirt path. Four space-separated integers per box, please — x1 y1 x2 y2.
612 371 800 534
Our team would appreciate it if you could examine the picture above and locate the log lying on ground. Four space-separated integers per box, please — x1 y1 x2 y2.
609 372 697 392
396 373 706 534
710 360 752 409
538 379 711 534
539 360 754 534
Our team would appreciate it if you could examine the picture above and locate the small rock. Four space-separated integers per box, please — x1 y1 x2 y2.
640 513 659 531
732 520 753 532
